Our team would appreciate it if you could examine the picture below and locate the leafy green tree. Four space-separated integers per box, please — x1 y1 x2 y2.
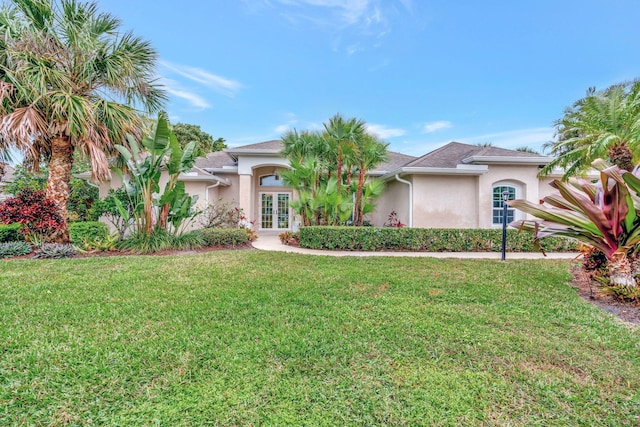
0 0 165 242
323 114 365 194
352 134 388 225
5 164 46 194
281 115 388 226
7 156 99 221
172 122 226 157
115 113 199 236
541 81 640 178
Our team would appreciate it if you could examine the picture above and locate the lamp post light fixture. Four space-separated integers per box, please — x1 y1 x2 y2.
501 190 510 262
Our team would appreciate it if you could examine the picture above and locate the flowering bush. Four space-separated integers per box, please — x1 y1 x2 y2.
0 190 66 241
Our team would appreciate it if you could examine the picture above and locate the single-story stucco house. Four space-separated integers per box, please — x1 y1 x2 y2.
98 140 559 231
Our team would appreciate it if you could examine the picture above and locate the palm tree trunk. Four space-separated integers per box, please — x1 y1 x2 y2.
46 135 74 243
354 168 366 226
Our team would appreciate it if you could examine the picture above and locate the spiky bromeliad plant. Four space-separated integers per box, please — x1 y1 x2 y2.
509 160 640 288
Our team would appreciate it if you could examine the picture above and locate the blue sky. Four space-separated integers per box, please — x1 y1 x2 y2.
102 0 640 156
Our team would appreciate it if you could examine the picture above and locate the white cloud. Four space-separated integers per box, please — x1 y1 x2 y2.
423 120 452 133
160 78 211 110
366 123 406 139
274 124 292 134
160 61 243 98
276 0 371 25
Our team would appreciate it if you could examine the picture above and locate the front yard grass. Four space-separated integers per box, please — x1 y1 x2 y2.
1 252 639 426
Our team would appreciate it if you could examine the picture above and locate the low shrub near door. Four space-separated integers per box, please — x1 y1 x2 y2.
69 221 108 244
0 223 23 242
298 226 578 252
195 228 252 247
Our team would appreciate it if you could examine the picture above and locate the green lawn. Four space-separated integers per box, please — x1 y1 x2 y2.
1 251 638 426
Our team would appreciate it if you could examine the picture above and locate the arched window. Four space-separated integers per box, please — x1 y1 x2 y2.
492 184 517 225
260 174 285 187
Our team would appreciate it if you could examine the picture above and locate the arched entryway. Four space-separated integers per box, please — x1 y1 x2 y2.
255 167 293 231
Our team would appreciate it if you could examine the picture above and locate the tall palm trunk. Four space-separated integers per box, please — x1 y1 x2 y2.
46 135 73 243
354 168 366 226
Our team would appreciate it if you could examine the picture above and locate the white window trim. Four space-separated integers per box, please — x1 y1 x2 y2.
259 173 285 187
491 182 522 228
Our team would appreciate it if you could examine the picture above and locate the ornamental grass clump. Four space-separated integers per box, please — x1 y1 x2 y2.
0 241 32 258
32 243 77 259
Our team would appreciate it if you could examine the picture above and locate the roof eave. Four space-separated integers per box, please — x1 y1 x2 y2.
178 173 231 185
462 155 551 165
203 166 239 174
380 165 489 180
224 148 283 156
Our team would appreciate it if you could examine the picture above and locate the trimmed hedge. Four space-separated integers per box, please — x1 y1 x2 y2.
0 223 23 242
69 221 108 244
196 228 251 247
298 226 578 252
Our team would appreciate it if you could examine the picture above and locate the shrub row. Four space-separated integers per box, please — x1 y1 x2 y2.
0 223 23 242
298 226 578 252
69 221 108 243
1 221 108 244
196 228 251 247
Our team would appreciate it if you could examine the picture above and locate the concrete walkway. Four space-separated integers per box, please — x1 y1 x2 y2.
252 233 580 259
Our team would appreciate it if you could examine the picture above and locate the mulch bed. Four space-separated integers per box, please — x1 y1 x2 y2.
570 266 640 327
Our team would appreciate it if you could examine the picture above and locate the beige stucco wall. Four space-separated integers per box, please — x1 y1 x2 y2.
538 176 557 202
373 164 549 229
477 164 542 228
369 179 410 226
411 175 479 228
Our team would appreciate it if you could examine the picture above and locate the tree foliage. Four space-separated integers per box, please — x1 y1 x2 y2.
541 81 640 178
115 113 199 236
280 114 388 226
0 0 165 241
172 123 226 157
6 159 99 221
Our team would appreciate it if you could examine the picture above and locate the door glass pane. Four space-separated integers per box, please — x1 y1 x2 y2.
261 193 273 229
277 194 289 229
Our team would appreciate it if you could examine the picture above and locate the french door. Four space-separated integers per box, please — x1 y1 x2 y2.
260 192 291 230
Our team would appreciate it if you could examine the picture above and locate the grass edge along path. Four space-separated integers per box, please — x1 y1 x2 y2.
1 251 638 426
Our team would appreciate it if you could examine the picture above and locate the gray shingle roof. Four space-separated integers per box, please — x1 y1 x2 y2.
226 140 283 152
194 151 237 169
405 142 544 168
371 152 417 174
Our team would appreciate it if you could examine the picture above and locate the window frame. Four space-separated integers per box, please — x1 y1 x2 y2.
491 183 519 227
259 173 285 187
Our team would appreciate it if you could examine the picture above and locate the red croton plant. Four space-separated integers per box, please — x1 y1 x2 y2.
0 189 66 242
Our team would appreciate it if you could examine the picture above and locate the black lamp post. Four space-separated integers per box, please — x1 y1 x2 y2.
501 190 509 261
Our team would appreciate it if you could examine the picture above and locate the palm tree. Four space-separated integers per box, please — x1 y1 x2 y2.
323 114 366 195
353 134 388 225
0 0 165 242
540 81 640 179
